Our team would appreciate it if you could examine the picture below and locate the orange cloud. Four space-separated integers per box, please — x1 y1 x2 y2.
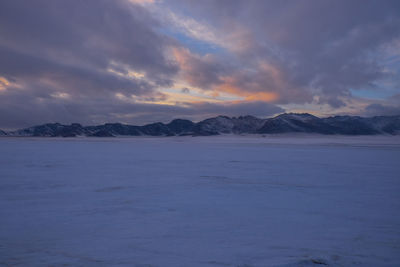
245 92 279 102
172 47 221 89
171 47 188 69
215 77 279 103
0 77 10 91
172 48 281 103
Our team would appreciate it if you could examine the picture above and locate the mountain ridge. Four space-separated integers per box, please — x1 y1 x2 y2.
2 113 400 137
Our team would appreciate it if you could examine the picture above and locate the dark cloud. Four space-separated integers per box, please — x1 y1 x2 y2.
181 88 190 93
364 103 400 117
0 0 177 76
0 0 177 98
0 46 154 97
0 0 182 128
363 94 400 116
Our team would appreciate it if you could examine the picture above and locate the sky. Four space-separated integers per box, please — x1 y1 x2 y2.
1 0 400 129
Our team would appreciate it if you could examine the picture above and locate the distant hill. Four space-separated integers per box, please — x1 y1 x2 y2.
2 113 400 137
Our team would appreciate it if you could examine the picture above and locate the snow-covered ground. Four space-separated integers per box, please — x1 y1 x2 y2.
1 135 400 266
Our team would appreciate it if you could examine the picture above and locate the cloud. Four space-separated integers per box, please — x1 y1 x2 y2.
164 0 400 106
0 0 178 98
0 84 283 129
1 0 400 129
172 47 225 89
181 88 190 93
0 0 182 128
363 94 400 116
364 103 400 117
171 47 311 103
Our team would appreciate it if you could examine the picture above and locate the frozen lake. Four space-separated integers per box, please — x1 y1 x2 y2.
1 136 400 266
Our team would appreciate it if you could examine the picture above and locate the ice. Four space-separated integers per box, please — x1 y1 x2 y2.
1 135 400 266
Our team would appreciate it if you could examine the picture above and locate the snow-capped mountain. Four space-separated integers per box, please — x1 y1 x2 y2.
3 113 400 137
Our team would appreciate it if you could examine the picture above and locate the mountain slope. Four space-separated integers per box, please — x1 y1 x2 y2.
193 115 265 135
167 119 195 135
3 113 400 137
258 113 339 134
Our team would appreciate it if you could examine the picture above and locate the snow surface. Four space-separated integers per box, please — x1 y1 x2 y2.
1 135 400 266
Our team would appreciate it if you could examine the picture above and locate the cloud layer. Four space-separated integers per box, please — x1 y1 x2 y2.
1 0 399 129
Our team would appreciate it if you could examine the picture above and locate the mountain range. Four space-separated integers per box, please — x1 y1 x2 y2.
1 113 400 137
